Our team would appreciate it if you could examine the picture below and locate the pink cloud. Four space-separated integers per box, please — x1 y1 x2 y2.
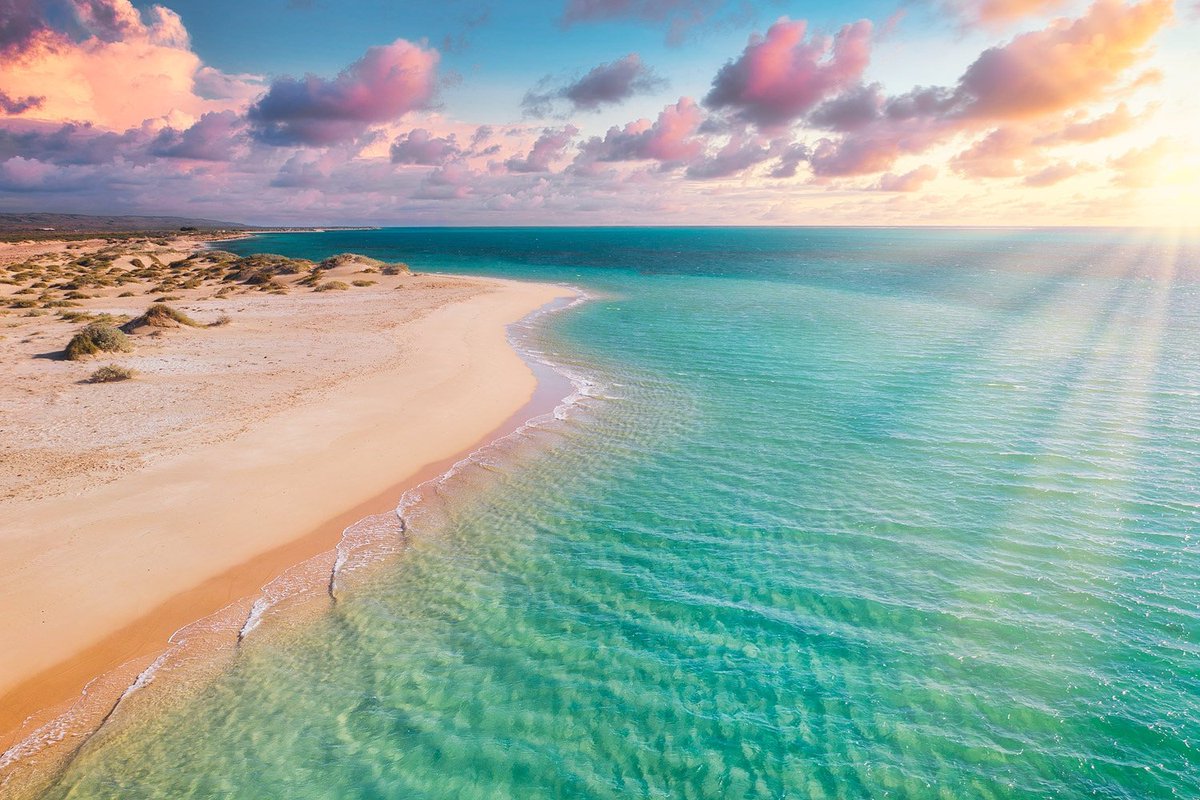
505 126 579 173
1034 103 1141 144
413 162 477 199
150 111 244 161
950 0 1068 27
875 165 938 191
575 97 705 170
957 0 1172 120
248 39 439 146
704 18 872 129
1023 161 1089 186
0 0 255 129
389 129 462 165
685 133 771 179
951 126 1031 178
791 0 1170 180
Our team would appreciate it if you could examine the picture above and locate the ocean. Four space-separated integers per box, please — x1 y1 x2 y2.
36 227 1200 798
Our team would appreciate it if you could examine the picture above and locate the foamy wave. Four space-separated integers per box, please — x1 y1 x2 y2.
329 286 608 585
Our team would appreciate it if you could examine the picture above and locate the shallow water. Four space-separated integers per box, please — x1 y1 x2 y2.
37 228 1200 798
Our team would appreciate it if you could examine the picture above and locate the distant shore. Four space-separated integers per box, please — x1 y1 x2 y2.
0 234 573 764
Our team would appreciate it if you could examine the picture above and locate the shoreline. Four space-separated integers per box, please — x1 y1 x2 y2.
0 268 577 758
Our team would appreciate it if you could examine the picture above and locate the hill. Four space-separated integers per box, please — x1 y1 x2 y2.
0 213 251 235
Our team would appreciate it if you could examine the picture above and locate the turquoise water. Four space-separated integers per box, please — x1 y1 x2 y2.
38 228 1200 797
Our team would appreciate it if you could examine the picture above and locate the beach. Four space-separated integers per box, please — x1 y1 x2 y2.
0 235 572 754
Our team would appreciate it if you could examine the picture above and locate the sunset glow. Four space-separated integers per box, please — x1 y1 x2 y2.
0 0 1195 226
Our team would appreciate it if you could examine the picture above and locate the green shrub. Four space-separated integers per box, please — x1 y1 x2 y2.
88 364 136 383
65 322 133 360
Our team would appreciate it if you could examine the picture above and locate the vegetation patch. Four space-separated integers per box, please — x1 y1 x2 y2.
315 280 350 292
65 322 133 360
124 303 203 330
87 364 136 383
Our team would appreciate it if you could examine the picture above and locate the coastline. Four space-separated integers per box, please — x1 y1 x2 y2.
0 260 576 758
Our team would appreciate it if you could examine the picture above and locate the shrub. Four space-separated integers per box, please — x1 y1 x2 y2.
88 364 136 383
208 313 232 327
65 322 133 360
381 262 411 276
351 279 376 287
318 253 381 270
315 280 349 292
118 290 136 297
124 303 202 330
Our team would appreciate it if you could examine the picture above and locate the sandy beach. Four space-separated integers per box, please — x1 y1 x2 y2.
0 236 571 751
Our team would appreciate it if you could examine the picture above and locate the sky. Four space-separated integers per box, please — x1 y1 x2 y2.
0 0 1196 226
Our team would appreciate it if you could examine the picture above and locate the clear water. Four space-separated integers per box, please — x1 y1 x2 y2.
39 228 1200 798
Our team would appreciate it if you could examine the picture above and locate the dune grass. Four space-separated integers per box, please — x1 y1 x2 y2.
124 303 203 330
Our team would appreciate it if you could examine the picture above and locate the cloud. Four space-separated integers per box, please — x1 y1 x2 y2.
505 126 578 173
1023 161 1088 186
248 39 439 146
0 0 48 57
194 67 266 104
685 133 771 179
413 162 477 199
793 0 1170 179
875 164 937 191
956 0 1172 120
0 90 43 115
808 83 884 131
0 0 255 129
574 97 704 170
150 111 244 161
389 128 462 165
523 54 664 116
704 18 872 129
948 0 1068 27
0 121 148 165
1108 137 1173 187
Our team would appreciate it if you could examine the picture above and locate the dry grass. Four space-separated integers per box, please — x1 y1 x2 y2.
314 280 350 292
87 363 136 383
